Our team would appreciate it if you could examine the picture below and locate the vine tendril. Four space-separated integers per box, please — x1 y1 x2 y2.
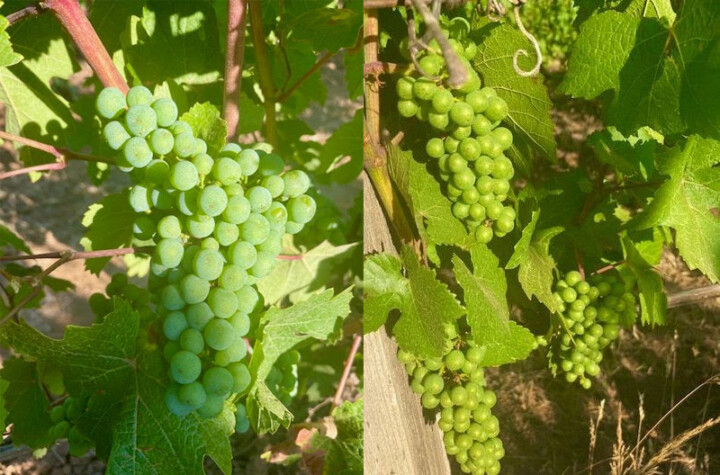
511 2 542 77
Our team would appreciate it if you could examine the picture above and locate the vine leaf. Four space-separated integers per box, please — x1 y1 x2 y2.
258 240 358 305
180 102 228 158
0 358 53 449
507 210 564 314
632 135 720 283
620 235 667 325
80 193 135 275
246 288 352 434
318 109 363 184
561 1 720 139
0 8 22 68
364 248 463 358
0 299 234 473
472 23 557 164
454 246 535 366
0 224 30 254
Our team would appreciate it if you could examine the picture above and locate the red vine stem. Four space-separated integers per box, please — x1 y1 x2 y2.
0 248 140 262
0 130 114 180
223 0 249 141
44 0 128 93
276 254 304 261
364 0 432 8
332 334 362 407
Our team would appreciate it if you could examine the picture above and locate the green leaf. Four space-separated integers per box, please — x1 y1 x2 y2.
180 102 228 157
588 126 661 178
80 193 135 275
318 400 364 475
507 210 564 313
343 48 363 99
0 358 52 449
288 7 362 53
247 288 352 434
237 92 264 135
0 372 8 431
623 0 676 24
0 223 30 254
632 135 720 282
257 240 358 305
620 235 667 325
364 248 463 358
454 247 535 366
0 7 22 68
318 109 362 184
472 24 556 162
0 299 234 473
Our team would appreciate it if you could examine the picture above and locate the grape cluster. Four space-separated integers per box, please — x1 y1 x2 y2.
48 397 93 457
396 29 515 243
398 343 504 475
95 86 317 420
548 270 637 388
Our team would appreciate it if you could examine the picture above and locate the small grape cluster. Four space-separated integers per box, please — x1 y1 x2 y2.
48 397 94 457
396 30 515 243
94 86 317 421
398 343 504 475
549 270 637 388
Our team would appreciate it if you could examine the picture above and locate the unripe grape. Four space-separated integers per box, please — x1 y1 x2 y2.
151 98 178 127
96 87 126 119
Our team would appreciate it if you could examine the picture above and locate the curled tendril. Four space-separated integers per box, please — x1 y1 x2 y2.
487 0 505 22
512 5 542 77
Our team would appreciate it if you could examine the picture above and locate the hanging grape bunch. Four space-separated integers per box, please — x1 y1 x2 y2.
94 86 317 421
48 396 94 457
398 342 505 475
548 270 637 389
396 18 515 244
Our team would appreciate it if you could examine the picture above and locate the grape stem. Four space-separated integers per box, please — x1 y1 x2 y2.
248 0 278 149
0 247 143 263
276 254 304 261
0 130 114 180
6 3 46 25
223 0 249 141
332 334 362 407
43 0 128 93
364 0 444 8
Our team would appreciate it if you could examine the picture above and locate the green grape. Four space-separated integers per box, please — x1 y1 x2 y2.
197 185 228 217
444 137 459 153
157 215 181 239
193 249 224 281
222 143 242 155
197 395 225 419
495 216 514 233
228 241 257 269
155 238 184 268
412 78 437 101
151 98 178 127
476 225 493 244
178 381 206 409
170 120 193 136
161 284 185 310
125 105 157 137
249 251 275 278
235 285 259 314
229 312 251 336
287 195 316 224
258 153 284 176
180 274 210 304
186 302 214 330
491 156 514 180
459 138 481 161
214 221 239 247
451 125 472 140
397 99 419 117
50 405 66 423
186 213 214 238
429 112 450 130
163 311 188 340
223 195 251 224
465 90 488 113
452 169 476 190
170 160 199 191
426 138 445 158
282 170 311 198
127 85 153 106
122 137 153 168
239 213 270 245
450 102 474 126
396 76 415 100
452 202 470 219
179 328 205 354
424 373 445 395
431 89 454 114
218 265 247 291
103 121 130 150
176 189 199 216
448 153 468 173
492 127 513 150
208 287 238 318
148 128 174 155
285 221 304 234
256 232 282 255
472 114 493 136
213 157 243 185
228 362 251 393
246 186 273 213
192 153 214 176
234 403 250 433
203 366 234 396
418 54 444 75
204 318 235 350
261 175 285 198
214 337 248 366
145 159 169 185
173 132 196 159
96 87 126 119
237 149 260 176
171 350 202 384
484 96 508 122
